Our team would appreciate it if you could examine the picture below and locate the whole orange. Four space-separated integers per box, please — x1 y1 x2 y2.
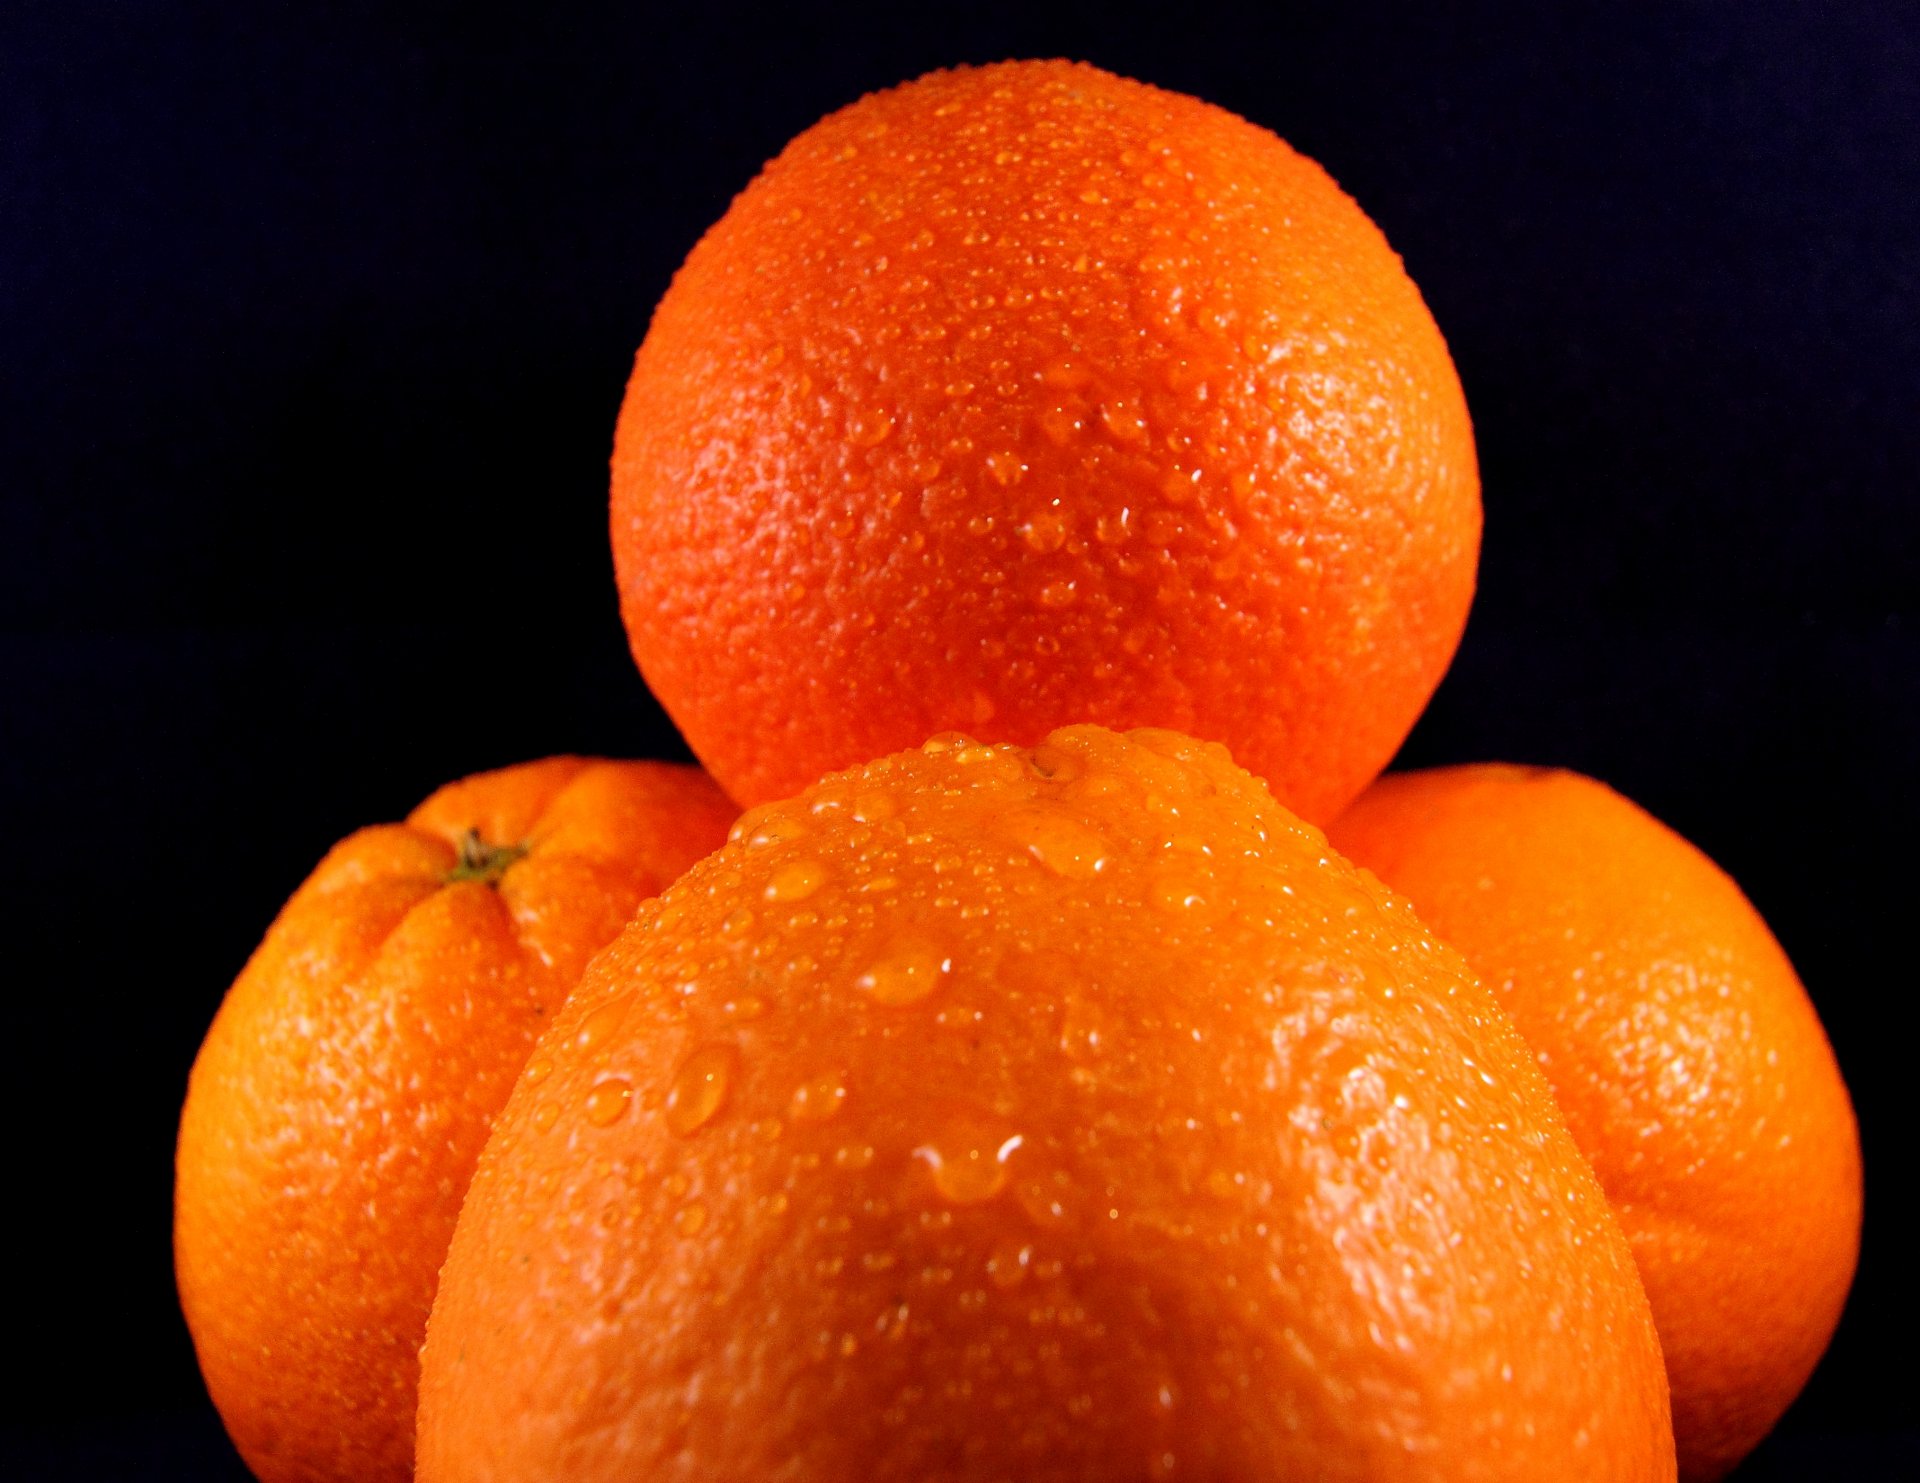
611 60 1478 822
1328 766 1861 1481
174 756 736 1483
418 727 1671 1481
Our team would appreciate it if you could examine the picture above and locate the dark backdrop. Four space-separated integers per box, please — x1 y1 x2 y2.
3 2 1914 1477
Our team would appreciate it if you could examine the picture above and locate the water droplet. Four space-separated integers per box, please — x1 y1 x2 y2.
665 1044 738 1136
1005 807 1111 879
731 803 807 847
531 1101 560 1134
1037 404 1084 445
721 906 755 936
1152 870 1212 914
1100 397 1148 444
584 1077 632 1127
522 1057 553 1086
1042 355 1092 390
917 1128 1023 1204
575 993 634 1056
766 860 825 902
791 1074 848 1122
851 790 896 823
1028 742 1084 782
835 1144 877 1171
922 731 973 755
1057 994 1114 1060
1094 507 1134 545
676 1203 708 1236
1019 507 1069 553
848 410 894 447
1038 580 1077 609
857 941 950 1006
1160 467 1201 503
987 1237 1032 1288
722 995 766 1022
985 450 1027 486
1164 357 1207 395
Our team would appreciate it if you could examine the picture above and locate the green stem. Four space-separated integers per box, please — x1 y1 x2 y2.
444 829 529 886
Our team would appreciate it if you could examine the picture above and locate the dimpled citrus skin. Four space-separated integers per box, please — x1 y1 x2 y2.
175 757 737 1483
418 727 1672 1482
611 59 1478 823
1329 766 1861 1481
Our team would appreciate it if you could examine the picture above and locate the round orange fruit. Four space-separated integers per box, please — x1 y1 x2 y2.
418 727 1671 1481
611 59 1479 823
1329 765 1862 1481
174 756 736 1483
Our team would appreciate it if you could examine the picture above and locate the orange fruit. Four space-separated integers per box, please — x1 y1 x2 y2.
1328 765 1861 1481
611 60 1479 823
418 727 1672 1481
174 756 736 1483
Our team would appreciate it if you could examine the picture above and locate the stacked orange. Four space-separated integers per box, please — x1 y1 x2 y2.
177 58 1858 1483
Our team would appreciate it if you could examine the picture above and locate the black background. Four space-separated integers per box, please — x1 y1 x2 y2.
4 2 1915 1477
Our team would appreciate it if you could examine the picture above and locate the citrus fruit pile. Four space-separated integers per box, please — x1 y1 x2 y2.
176 59 1858 1483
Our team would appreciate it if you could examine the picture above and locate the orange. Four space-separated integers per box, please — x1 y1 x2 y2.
611 60 1479 823
418 727 1672 1481
174 756 736 1483
1328 765 1861 1481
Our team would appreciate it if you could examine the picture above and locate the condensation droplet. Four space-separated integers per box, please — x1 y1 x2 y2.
857 941 951 1006
917 1129 1023 1205
575 993 634 1056
1005 807 1111 879
987 1237 1032 1288
851 790 896 823
766 860 825 902
791 1074 848 1122
732 803 807 848
1042 355 1093 390
665 1044 739 1136
531 1101 560 1134
1019 507 1069 553
985 450 1026 486
1028 742 1084 782
1152 870 1213 914
584 1077 632 1127
522 1058 553 1086
1100 397 1148 444
676 1203 708 1237
1037 404 1084 445
848 410 894 447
